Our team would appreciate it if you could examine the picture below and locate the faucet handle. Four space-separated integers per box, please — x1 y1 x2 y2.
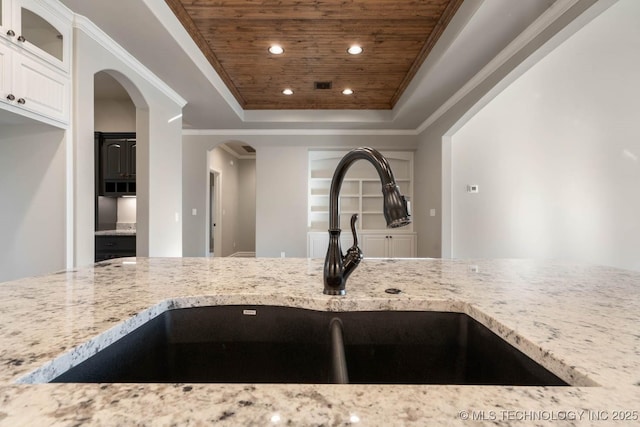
349 213 360 247
343 214 363 279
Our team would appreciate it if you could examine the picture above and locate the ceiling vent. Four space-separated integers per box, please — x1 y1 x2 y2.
314 81 332 90
242 145 256 153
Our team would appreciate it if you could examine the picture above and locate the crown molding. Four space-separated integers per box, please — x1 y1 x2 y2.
183 128 418 136
142 0 243 119
34 0 74 21
73 15 187 108
416 0 604 134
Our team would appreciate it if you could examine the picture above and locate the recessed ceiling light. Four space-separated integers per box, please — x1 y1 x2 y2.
282 88 294 95
269 44 284 55
342 88 354 95
347 45 363 55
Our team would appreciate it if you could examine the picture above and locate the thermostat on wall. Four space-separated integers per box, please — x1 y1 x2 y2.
467 184 479 193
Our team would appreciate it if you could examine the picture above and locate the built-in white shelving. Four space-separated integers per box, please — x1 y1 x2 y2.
307 149 417 258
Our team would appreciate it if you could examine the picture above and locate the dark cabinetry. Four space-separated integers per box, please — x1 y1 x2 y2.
95 235 136 262
96 132 136 196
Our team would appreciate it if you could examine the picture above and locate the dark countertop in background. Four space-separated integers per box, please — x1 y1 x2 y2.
95 229 136 236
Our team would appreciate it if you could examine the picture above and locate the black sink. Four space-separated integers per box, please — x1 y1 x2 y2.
51 306 568 385
52 306 332 384
337 310 565 385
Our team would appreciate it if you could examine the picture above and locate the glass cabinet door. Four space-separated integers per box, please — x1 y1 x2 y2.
20 6 63 61
0 0 7 33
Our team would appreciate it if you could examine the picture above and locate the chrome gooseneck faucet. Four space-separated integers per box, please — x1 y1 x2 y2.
323 147 412 295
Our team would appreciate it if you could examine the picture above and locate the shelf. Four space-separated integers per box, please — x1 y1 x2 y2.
308 150 413 232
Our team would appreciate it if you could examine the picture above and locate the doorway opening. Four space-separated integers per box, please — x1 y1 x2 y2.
93 71 137 261
209 170 221 256
206 142 256 257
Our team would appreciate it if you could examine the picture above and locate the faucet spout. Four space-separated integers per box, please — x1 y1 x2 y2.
323 147 411 295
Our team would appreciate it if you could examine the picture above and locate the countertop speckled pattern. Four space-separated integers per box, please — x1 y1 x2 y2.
0 257 639 426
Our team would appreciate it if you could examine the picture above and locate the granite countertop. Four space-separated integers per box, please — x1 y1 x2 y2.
0 257 639 426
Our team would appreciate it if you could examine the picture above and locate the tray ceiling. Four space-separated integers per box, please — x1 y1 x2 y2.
165 0 463 110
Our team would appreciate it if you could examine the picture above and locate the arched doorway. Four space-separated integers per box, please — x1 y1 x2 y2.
74 32 184 268
93 72 137 260
207 142 256 257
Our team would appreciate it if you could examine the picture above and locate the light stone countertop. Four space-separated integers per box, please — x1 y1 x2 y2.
0 257 639 426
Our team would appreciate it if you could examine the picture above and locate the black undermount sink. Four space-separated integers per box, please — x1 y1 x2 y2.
51 306 568 386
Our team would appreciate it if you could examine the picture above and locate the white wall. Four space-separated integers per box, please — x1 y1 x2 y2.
256 145 309 258
414 127 444 258
94 98 136 132
450 0 640 271
238 158 256 252
183 134 418 257
0 124 66 282
116 197 137 224
73 24 184 266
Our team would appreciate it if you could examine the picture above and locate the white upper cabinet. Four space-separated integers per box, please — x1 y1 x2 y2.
0 0 8 37
1 0 70 70
20 6 64 62
0 0 71 125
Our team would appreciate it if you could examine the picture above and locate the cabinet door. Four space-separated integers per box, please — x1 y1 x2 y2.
388 234 416 258
102 140 125 180
0 0 10 40
98 133 136 195
361 234 388 258
95 235 136 262
126 140 136 177
0 41 12 105
13 0 71 71
13 52 68 121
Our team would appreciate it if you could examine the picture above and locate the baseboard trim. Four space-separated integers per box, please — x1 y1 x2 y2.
228 251 256 258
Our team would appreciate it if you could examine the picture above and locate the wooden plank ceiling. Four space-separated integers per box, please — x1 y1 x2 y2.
165 0 463 110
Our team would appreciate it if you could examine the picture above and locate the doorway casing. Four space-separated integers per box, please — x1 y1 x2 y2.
208 169 222 256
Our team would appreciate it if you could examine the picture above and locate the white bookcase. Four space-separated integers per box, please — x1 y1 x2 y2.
307 150 417 258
